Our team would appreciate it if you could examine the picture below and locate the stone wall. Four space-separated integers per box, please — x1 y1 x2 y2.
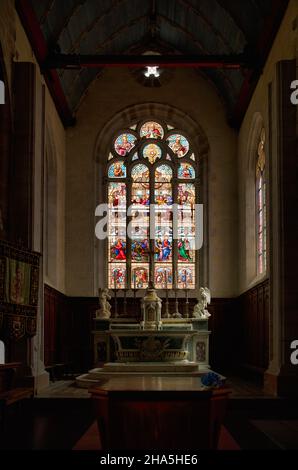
0 3 66 293
237 0 297 294
66 67 238 297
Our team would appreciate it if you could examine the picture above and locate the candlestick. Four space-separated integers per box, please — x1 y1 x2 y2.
183 269 189 318
133 270 136 298
185 289 189 318
164 268 170 318
113 271 118 317
174 269 177 290
172 268 182 318
123 286 127 316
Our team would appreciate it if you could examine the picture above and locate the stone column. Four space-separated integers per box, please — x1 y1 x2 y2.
30 80 49 391
6 62 35 380
9 62 35 245
0 47 12 240
264 59 298 396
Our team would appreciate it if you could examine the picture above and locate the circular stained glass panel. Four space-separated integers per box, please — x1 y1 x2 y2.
178 163 195 179
167 134 189 157
108 161 126 178
114 133 136 156
140 121 164 139
143 143 162 164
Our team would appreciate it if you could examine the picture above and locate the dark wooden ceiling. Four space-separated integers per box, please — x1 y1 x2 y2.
16 0 289 127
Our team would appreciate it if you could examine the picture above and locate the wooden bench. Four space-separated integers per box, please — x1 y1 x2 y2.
45 364 56 381
0 387 33 406
45 362 72 381
0 363 34 429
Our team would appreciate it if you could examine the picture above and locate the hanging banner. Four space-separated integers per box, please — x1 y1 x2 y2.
0 241 40 340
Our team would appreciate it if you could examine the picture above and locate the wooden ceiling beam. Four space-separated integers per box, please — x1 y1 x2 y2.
15 0 75 127
230 0 290 128
44 53 252 69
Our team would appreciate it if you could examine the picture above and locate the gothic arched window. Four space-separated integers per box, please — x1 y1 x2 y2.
256 128 267 275
106 120 198 290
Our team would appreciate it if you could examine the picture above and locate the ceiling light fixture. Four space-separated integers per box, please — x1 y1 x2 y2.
144 66 160 78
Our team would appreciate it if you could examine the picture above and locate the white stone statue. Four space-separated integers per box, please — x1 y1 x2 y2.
95 288 112 319
193 287 211 319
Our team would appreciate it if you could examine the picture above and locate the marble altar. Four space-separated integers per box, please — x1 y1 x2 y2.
76 316 211 387
76 285 213 388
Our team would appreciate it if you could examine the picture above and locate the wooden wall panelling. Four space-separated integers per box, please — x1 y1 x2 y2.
239 279 269 376
44 282 269 376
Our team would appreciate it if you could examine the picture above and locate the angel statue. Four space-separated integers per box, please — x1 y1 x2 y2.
95 288 112 319
193 287 211 319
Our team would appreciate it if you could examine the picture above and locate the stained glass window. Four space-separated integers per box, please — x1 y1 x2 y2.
143 143 162 164
154 164 173 284
140 121 164 139
131 163 149 182
167 134 189 157
114 133 136 156
154 265 173 289
155 164 172 182
108 182 127 287
178 163 195 179
110 265 126 289
256 128 267 275
108 161 126 178
132 265 149 289
177 182 196 287
106 120 197 290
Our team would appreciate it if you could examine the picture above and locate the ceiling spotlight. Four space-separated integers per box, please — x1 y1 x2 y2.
144 66 160 78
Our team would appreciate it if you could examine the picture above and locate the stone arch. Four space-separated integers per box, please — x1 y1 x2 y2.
93 102 210 294
247 112 264 174
94 102 209 163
